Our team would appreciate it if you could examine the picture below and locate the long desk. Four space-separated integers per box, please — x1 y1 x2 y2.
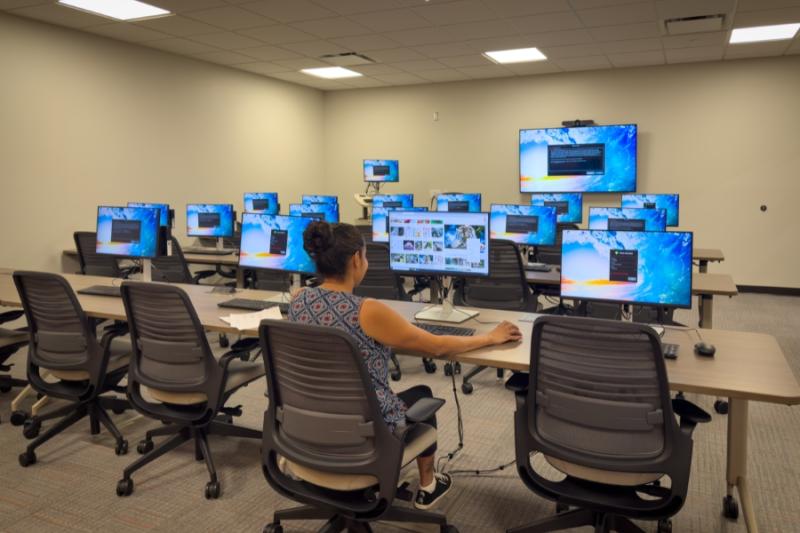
694 248 725 273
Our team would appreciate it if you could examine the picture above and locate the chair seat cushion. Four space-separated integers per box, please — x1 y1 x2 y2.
46 338 131 381
544 455 662 487
146 358 265 406
283 425 437 492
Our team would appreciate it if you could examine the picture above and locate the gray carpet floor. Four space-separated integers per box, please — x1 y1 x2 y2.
1 293 799 533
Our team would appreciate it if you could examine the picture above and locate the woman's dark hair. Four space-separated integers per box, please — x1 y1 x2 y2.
303 221 365 278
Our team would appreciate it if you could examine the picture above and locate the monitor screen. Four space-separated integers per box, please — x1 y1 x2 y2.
530 192 583 224
520 124 637 193
239 213 316 275
96 206 160 258
372 206 428 243
186 204 235 237
302 195 338 205
364 159 399 183
436 193 482 213
621 194 680 227
490 204 557 246
289 203 339 223
560 229 693 308
128 202 170 227
588 207 667 232
388 211 489 277
244 192 279 215
372 194 413 208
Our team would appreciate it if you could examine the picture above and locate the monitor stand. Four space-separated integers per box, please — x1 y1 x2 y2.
142 259 152 282
217 237 224 251
415 277 479 324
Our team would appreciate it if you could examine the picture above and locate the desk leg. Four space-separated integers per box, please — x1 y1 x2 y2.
698 294 713 329
726 398 758 532
236 268 244 289
699 259 709 273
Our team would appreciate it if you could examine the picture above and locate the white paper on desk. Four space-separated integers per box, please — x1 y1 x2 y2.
220 306 283 330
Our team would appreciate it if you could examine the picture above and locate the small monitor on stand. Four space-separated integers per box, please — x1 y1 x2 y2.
621 194 680 227
372 206 428 243
436 193 482 213
588 207 667 231
364 159 399 184
289 202 339 223
388 210 490 323
186 203 235 250
530 192 583 224
302 195 339 205
244 193 279 215
128 202 172 255
96 205 161 281
490 204 557 246
372 194 413 209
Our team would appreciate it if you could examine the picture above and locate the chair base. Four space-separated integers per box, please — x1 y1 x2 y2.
0 375 27 393
461 365 504 394
507 508 652 533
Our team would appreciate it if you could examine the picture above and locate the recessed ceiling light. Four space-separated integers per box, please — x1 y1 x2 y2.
483 47 547 64
58 0 170 21
301 67 362 79
730 23 800 44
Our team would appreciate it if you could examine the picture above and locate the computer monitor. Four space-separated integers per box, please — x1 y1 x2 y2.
243 192 279 214
238 213 316 275
186 204 235 238
588 207 667 231
96 206 160 258
621 194 680 227
490 204 557 246
372 206 428 243
372 194 413 209
289 202 339 223
436 193 481 213
560 229 693 308
520 124 637 193
301 195 338 205
364 159 399 183
530 192 583 224
127 202 170 227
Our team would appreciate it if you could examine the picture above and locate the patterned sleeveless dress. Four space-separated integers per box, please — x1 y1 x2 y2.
288 287 407 430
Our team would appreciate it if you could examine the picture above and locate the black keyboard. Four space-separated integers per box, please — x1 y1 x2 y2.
77 285 121 297
218 299 289 314
662 343 679 359
183 247 237 255
414 322 475 337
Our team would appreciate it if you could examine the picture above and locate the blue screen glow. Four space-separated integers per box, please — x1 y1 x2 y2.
302 195 338 205
621 194 680 227
364 159 399 182
186 204 235 237
588 208 667 231
372 194 413 208
530 193 583 223
244 192 279 214
289 203 339 223
96 206 160 258
436 193 481 213
128 202 170 227
239 213 316 275
372 206 428 242
490 204 557 246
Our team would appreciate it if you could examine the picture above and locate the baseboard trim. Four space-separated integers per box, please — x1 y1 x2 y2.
737 285 800 296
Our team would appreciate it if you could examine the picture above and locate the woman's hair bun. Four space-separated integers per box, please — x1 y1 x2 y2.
304 221 333 256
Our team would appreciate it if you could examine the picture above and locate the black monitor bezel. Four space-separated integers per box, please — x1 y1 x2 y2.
95 205 162 260
243 192 279 215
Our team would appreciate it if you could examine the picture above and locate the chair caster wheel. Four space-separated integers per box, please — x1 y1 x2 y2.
263 524 283 533
23 419 41 439
723 495 739 519
390 370 401 381
441 525 459 533
115 440 129 456
657 518 672 533
444 363 454 376
714 400 729 415
10 410 28 426
423 359 437 374
556 502 569 514
137 439 154 454
205 481 221 499
116 478 134 497
496 368 504 379
461 382 473 395
18 451 36 467
112 407 126 415
0 384 11 393
219 335 230 348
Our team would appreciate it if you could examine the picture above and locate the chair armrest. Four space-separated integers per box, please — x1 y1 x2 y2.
505 372 529 393
405 397 445 423
230 337 260 358
672 398 711 435
192 270 217 284
218 350 246 370
0 310 24 324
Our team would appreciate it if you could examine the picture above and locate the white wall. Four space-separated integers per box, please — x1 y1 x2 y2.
323 56 800 288
0 12 324 272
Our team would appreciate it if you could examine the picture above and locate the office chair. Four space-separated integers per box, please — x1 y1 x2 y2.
354 243 437 380
74 231 137 278
115 281 263 499
505 315 710 533
12 271 132 466
454 239 535 394
257 319 458 533
0 310 29 423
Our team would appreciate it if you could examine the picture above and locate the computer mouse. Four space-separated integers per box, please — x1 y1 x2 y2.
694 342 716 357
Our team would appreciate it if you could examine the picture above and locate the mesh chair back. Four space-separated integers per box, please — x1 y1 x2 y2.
354 243 405 301
74 231 121 277
461 239 529 311
151 237 193 284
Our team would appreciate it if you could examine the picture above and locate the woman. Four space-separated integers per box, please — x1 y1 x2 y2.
288 221 522 510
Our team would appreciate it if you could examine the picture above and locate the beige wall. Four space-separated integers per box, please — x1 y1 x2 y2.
323 56 800 288
0 13 324 272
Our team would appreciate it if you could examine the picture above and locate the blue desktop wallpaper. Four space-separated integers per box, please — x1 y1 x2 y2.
561 230 693 308
530 192 583 223
490 204 557 246
436 193 482 212
289 203 339 223
244 192 279 214
239 213 316 274
186 204 234 237
302 195 338 205
128 202 169 227
520 124 637 192
372 194 414 208
364 159 399 182
372 206 428 242
621 194 680 226
588 207 667 231
96 206 159 258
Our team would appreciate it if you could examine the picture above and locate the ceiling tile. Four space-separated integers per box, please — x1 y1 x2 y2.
540 43 604 58
10 3 108 28
193 49 255 64
268 71 344 89
489 0 573 17
238 24 316 44
457 64 514 78
413 41 477 58
569 0 651 8
665 45 724 64
145 37 218 54
511 11 584 33
329 34 402 52
439 54 493 67
786 39 800 53
468 35 540 52
736 0 800 11
189 31 263 49
655 0 736 21
236 61 293 74
148 0 226 11
351 64 404 75
367 47 429 62
0 0 55 8
555 54 613 70
589 21 662 42
725 41 792 59
238 0 335 22
184 6 274 30
237 44 302 61
390 58 448 71
608 49 666 67
417 68 472 82
504 61 562 75
413 0 498 25
290 17 371 39
599 37 662 54
320 0 400 15
661 31 726 50
137 15 222 37
280 39 349 56
385 26 461 46
348 8 431 32
339 76 389 88
733 7 800 27
523 28 596 46
87 23 170 42
371 72 428 84
444 19 518 40
272 57 330 69
577 2 657 27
